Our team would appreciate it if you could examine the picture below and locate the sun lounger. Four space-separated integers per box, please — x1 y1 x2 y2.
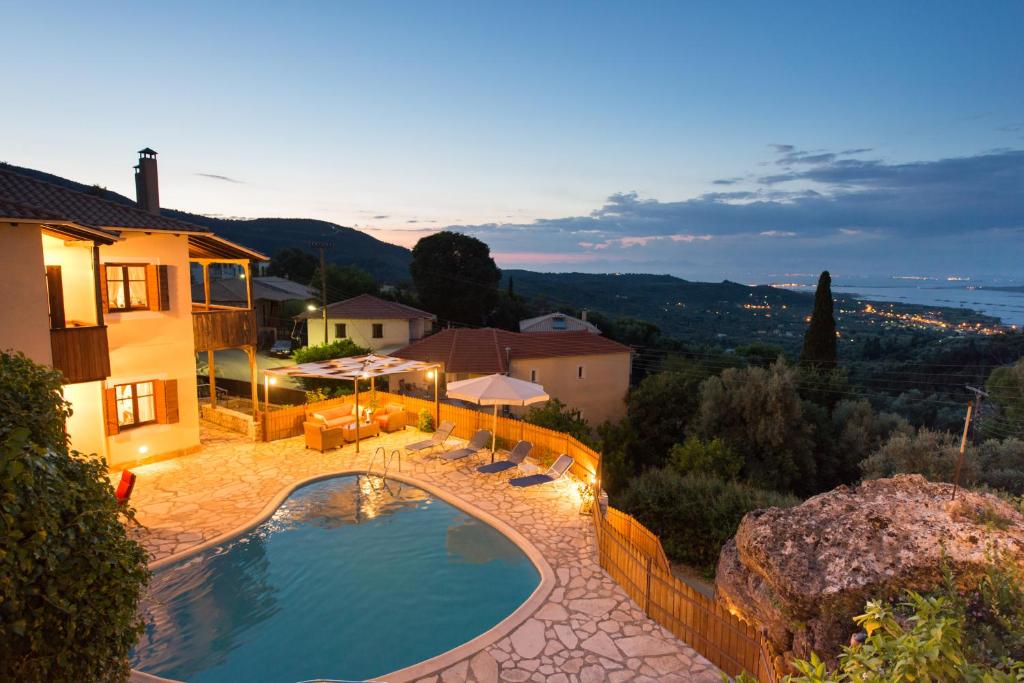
405 421 455 455
477 440 533 474
509 454 574 487
440 429 492 461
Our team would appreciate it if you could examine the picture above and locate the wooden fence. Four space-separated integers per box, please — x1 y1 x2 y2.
593 503 782 681
259 389 780 680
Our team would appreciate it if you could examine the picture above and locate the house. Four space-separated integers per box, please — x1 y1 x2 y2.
192 275 316 346
0 149 266 467
296 293 436 353
520 311 600 334
390 328 631 425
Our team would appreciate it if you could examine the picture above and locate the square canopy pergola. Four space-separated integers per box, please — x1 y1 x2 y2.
264 354 440 451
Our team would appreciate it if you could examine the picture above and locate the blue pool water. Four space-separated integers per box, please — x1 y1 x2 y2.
131 475 539 682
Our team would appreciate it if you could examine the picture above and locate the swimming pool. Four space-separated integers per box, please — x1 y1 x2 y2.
131 474 540 682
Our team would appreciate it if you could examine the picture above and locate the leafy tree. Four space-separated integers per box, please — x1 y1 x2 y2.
859 428 969 484
267 247 318 283
597 418 635 495
624 360 713 472
828 399 911 486
986 359 1024 439
800 270 838 369
617 468 799 575
311 263 377 302
695 359 817 494
669 436 743 480
734 342 786 368
524 398 592 443
0 352 149 682
410 231 500 325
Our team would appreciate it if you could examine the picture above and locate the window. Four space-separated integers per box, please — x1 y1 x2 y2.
372 323 384 339
530 369 537 382
335 323 347 338
552 315 567 330
114 381 156 428
105 264 148 311
577 365 585 379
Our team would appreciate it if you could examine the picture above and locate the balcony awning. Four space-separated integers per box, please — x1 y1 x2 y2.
265 354 438 381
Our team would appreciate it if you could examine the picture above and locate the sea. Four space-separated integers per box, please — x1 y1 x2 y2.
766 275 1024 327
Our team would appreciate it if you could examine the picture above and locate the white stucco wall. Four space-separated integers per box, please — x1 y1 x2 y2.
98 231 200 466
41 233 98 325
0 224 52 364
510 352 630 426
307 316 418 351
63 380 108 459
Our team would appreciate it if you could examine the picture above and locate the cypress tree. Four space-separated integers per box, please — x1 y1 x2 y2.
800 270 837 368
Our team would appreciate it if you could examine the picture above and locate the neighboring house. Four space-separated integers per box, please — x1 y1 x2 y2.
297 293 435 353
390 328 631 425
520 311 600 333
192 275 315 346
0 149 266 467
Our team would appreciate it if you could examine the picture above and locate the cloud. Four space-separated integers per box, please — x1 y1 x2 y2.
712 177 743 185
195 172 244 184
441 147 1023 279
372 214 389 219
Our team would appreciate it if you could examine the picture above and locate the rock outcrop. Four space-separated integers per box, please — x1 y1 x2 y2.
716 474 1024 664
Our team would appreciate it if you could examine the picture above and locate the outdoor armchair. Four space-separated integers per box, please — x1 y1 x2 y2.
440 429 492 462
405 421 455 455
477 440 533 474
509 454 574 487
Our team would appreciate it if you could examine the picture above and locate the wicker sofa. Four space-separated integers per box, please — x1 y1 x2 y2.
303 402 357 452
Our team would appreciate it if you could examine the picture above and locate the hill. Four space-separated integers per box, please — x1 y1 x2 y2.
0 162 412 283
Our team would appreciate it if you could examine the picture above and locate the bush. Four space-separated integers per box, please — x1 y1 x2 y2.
0 351 149 682
859 428 968 484
668 436 742 480
616 468 799 575
524 398 592 444
292 338 370 364
786 552 1024 681
418 409 435 432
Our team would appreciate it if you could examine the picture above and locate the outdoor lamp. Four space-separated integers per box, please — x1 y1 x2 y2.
307 304 317 311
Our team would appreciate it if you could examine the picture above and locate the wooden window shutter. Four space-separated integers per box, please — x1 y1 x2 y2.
103 387 119 436
155 379 180 424
158 265 171 311
45 266 65 329
146 264 159 311
99 264 109 314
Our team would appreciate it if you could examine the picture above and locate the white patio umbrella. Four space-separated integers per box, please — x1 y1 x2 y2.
446 374 549 460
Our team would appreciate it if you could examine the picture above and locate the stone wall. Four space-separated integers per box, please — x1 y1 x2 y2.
200 404 258 440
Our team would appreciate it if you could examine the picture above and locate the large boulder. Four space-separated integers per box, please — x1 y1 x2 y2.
716 474 1024 664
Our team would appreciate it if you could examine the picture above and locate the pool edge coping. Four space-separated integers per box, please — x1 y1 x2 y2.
132 467 557 683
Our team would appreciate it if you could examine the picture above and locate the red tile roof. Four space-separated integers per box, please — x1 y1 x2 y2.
392 328 631 373
297 293 436 320
0 166 208 232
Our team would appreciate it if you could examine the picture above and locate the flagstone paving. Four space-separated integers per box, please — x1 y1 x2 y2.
124 423 720 683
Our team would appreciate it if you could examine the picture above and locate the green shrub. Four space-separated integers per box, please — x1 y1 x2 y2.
418 409 435 432
786 551 1024 682
668 436 742 480
860 428 969 483
616 468 799 575
524 398 592 444
0 351 149 682
292 338 370 364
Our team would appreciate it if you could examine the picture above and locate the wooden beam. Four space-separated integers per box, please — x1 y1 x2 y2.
244 261 253 310
92 245 105 326
246 345 258 421
202 262 211 311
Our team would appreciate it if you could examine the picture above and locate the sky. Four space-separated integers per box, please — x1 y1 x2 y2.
2 1 1022 282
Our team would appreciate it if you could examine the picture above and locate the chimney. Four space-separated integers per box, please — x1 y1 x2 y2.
581 309 588 322
134 148 160 215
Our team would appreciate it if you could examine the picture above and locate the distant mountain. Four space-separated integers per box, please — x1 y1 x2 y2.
0 162 412 283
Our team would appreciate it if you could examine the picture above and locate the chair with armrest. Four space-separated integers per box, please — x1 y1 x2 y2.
303 402 356 452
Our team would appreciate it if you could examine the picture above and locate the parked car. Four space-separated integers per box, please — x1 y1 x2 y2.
269 339 295 358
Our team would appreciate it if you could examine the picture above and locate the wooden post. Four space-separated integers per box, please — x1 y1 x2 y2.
208 350 217 408
433 365 440 427
354 378 360 453
92 245 105 326
644 555 653 616
202 262 211 311
951 401 973 501
244 261 252 310
246 345 258 420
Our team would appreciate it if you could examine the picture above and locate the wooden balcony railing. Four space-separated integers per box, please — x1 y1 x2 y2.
50 325 111 384
193 307 257 351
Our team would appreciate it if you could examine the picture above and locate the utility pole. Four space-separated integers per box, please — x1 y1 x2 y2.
951 386 988 501
311 241 331 345
965 385 989 441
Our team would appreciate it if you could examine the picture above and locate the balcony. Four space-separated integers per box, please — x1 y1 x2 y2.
50 325 111 384
193 305 257 351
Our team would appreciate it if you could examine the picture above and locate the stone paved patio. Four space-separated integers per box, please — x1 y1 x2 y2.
125 423 720 683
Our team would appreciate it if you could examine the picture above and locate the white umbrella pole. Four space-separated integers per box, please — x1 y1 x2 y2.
492 404 498 462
